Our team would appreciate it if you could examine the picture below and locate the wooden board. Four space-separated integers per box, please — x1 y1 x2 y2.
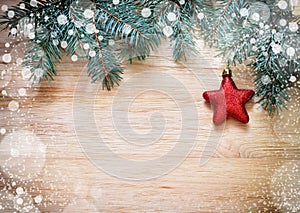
0 1 299 212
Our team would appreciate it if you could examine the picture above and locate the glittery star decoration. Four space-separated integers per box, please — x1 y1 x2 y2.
203 69 255 125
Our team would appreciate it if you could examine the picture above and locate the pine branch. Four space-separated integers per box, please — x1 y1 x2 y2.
87 47 123 90
211 0 234 42
95 0 161 61
89 12 123 90
250 36 290 114
67 1 98 58
22 40 59 83
0 0 61 32
201 0 248 46
0 0 299 114
151 0 200 60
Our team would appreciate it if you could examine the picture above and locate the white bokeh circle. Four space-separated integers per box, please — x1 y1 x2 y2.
0 130 46 179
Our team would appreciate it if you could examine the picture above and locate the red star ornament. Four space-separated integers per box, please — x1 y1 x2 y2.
203 71 255 125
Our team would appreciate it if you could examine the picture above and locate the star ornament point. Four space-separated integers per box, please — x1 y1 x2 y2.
203 74 255 125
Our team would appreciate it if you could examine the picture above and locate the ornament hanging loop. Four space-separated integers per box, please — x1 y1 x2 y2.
222 67 232 77
222 61 232 77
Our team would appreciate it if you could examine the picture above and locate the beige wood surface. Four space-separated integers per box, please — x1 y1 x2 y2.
0 1 300 212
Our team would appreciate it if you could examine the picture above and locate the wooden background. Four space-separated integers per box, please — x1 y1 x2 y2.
0 1 300 212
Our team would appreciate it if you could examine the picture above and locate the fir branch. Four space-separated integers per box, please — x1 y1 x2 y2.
0 0 60 32
94 0 161 61
90 13 123 90
0 0 300 114
87 47 123 90
171 2 198 60
250 36 290 114
95 4 144 39
68 1 96 58
22 40 58 83
153 0 199 60
211 0 234 43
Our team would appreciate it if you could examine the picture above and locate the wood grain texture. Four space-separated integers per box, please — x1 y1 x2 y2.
0 1 300 212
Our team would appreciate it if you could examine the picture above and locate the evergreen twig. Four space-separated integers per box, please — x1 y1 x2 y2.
0 0 299 114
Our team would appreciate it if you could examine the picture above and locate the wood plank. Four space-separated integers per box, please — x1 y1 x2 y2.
0 1 299 212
